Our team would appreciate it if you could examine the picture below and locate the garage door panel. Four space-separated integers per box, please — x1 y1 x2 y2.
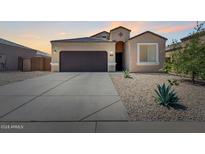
60 51 107 72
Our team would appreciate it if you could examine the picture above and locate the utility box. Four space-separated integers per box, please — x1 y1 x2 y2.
0 55 6 63
0 54 6 71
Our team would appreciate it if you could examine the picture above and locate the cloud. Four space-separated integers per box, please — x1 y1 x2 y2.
155 23 195 33
20 33 41 39
57 32 67 36
87 21 161 37
107 21 145 33
108 22 195 34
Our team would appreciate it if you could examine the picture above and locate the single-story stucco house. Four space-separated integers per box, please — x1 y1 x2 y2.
0 38 50 71
51 26 167 72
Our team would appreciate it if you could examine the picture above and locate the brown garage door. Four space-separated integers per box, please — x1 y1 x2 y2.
60 51 107 72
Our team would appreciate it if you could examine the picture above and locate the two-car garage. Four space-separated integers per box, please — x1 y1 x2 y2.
51 37 116 72
60 51 108 72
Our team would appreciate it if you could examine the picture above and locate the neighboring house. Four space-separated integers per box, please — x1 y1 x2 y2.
166 30 205 61
165 43 182 62
51 26 167 72
0 38 50 71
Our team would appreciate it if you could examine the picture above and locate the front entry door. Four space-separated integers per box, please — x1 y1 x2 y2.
116 53 123 71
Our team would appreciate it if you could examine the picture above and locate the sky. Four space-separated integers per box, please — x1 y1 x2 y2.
0 21 201 54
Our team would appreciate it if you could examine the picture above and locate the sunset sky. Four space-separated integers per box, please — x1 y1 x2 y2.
0 21 201 54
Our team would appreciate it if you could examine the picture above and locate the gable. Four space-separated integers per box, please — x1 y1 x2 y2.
110 27 131 42
129 31 167 41
128 31 167 44
110 26 131 32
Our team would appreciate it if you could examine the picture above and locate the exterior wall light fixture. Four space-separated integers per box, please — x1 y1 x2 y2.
110 51 114 56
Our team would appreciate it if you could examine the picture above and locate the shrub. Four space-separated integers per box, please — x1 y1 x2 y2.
123 69 132 79
200 71 205 80
154 83 180 107
168 22 205 84
167 79 180 86
162 62 172 73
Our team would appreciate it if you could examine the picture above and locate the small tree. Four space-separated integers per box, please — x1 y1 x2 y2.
169 22 205 83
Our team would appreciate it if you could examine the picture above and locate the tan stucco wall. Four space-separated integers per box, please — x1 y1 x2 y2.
123 42 130 70
127 33 166 72
110 28 130 42
51 42 116 72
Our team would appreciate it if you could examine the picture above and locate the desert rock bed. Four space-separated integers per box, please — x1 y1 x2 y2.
110 73 205 121
0 71 51 86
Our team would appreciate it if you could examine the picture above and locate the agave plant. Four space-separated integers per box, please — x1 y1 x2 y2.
154 83 180 107
123 69 132 79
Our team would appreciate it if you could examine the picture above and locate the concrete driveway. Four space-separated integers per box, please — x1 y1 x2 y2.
0 73 128 122
1 73 204 133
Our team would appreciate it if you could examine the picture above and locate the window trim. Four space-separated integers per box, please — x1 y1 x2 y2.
137 43 159 65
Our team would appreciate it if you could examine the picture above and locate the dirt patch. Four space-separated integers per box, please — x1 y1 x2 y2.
110 73 205 121
0 71 51 86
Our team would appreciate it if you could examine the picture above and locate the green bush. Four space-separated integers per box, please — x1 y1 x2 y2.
123 69 132 79
162 62 172 73
168 22 205 84
200 71 205 80
154 83 180 107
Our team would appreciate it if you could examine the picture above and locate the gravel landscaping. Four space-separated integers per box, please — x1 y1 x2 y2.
110 73 205 121
0 71 51 86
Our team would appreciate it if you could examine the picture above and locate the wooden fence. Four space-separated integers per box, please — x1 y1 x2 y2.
22 57 51 71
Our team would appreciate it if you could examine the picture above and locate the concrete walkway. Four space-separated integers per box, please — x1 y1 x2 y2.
0 73 128 122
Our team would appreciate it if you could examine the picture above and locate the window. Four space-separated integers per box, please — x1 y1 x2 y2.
137 43 159 65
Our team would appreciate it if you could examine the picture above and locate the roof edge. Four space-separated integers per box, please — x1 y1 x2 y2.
51 41 115 43
0 38 48 53
50 37 114 43
110 26 131 32
165 46 182 52
180 30 205 41
90 31 109 37
129 31 167 41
